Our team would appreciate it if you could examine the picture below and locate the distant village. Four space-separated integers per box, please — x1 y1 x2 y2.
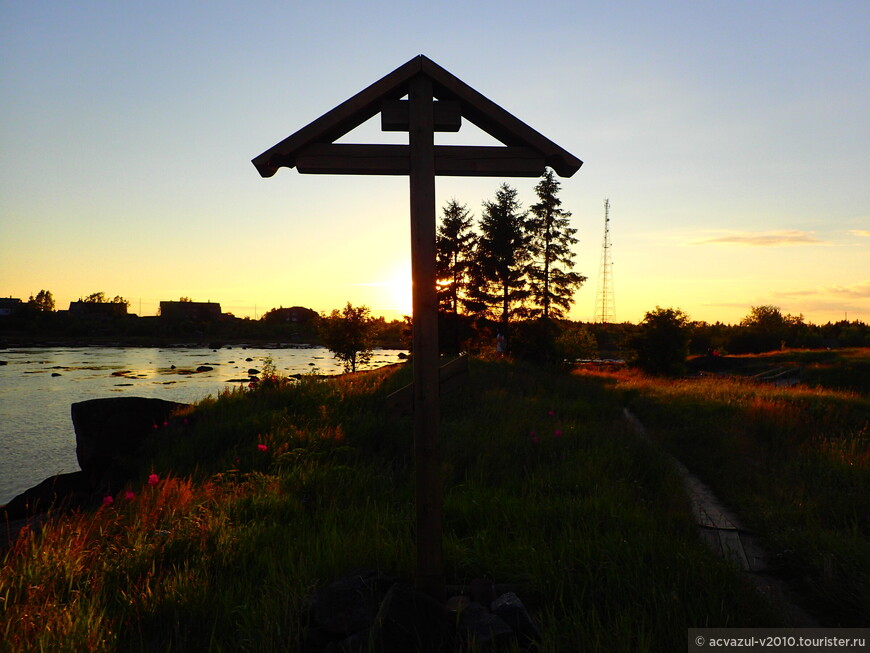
0 296 405 348
1 293 868 356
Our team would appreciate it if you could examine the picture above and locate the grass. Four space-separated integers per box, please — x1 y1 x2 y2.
601 348 870 626
2 357 783 652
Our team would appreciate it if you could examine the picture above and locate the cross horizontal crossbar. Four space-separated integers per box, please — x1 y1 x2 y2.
252 55 581 178
294 143 546 177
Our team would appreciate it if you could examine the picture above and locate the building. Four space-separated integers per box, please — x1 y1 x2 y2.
159 301 222 322
68 301 128 318
261 306 318 325
0 298 24 317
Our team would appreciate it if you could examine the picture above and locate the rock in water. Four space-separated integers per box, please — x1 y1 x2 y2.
71 397 189 478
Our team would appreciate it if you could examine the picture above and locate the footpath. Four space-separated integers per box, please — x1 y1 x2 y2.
622 408 819 627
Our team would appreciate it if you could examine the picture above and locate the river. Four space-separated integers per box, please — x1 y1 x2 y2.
0 345 407 505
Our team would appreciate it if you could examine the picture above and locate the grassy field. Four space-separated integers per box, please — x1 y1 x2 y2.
1 355 817 651
602 348 870 626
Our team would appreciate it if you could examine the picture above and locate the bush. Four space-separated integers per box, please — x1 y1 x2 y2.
628 306 692 376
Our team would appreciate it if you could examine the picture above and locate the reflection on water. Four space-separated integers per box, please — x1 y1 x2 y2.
0 346 406 504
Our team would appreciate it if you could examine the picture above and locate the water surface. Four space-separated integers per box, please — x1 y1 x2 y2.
0 345 405 504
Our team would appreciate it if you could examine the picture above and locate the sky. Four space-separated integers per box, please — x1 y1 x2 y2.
2 1 868 325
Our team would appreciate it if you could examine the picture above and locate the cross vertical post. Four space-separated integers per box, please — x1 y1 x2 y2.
408 74 444 598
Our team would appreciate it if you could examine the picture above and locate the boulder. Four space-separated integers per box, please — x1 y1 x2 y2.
310 568 398 639
71 397 189 478
2 471 92 521
373 582 453 653
491 592 541 647
457 601 513 651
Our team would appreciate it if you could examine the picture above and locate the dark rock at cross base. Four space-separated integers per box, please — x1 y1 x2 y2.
491 592 542 647
372 582 453 653
457 601 514 651
71 397 190 479
2 471 92 522
309 568 399 640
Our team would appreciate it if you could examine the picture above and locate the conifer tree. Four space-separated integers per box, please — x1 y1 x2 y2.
471 183 531 323
435 199 476 314
527 169 586 319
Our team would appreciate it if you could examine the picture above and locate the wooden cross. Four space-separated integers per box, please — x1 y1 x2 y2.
252 55 581 598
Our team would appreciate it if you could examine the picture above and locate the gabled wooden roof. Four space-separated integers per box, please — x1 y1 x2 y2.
252 55 582 178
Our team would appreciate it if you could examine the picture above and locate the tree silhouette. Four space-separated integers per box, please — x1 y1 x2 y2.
435 199 476 314
28 289 55 312
736 304 804 352
628 306 692 376
319 302 375 373
83 292 108 304
470 183 531 324
527 169 586 319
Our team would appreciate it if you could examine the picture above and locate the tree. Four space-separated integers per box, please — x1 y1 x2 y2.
556 322 599 361
28 289 55 312
526 169 586 319
83 292 130 309
111 295 131 309
435 199 476 314
734 305 806 353
470 183 531 324
319 302 375 373
628 306 692 376
83 292 108 304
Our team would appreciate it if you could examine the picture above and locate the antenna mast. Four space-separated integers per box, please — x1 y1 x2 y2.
593 199 615 323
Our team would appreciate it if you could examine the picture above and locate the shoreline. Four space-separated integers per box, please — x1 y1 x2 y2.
0 336 407 350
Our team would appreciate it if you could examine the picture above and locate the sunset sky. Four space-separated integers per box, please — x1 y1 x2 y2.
2 1 867 325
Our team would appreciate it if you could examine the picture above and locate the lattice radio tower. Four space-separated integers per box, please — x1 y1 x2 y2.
593 199 615 323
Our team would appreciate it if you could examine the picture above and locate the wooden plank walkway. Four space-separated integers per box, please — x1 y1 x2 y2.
622 408 819 626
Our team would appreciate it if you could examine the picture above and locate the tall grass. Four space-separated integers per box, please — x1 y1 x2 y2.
2 359 779 652
605 356 870 626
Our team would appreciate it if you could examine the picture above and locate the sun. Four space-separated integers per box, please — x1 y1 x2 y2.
387 264 413 317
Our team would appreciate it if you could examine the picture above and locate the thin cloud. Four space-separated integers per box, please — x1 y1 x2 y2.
775 289 817 297
829 280 870 298
692 230 824 246
849 230 870 238
773 280 870 300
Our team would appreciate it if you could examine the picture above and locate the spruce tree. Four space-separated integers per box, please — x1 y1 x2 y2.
527 169 586 319
471 183 531 323
435 199 476 314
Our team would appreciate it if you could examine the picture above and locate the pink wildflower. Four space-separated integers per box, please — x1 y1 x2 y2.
548 410 555 417
125 490 135 500
147 473 159 486
102 495 114 506
554 429 563 438
532 435 540 444
257 444 268 452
